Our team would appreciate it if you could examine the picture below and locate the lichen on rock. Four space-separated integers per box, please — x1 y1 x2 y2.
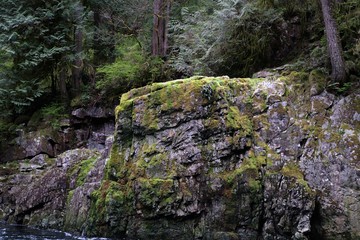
1 73 359 240
88 74 358 239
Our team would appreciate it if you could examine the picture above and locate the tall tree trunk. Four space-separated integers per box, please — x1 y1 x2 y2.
152 0 171 57
51 68 56 95
320 0 346 83
72 2 84 93
59 66 68 100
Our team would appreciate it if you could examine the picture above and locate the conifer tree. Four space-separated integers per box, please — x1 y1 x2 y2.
0 0 86 111
320 0 347 83
152 0 171 57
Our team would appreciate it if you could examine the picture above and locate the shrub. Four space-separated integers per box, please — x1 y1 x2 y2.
95 36 168 101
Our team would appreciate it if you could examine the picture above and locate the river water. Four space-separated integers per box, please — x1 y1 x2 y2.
0 222 109 240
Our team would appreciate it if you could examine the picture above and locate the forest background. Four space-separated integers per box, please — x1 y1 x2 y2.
0 0 359 146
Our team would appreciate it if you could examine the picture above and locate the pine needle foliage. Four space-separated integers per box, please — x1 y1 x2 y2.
0 0 86 115
336 0 360 77
168 0 317 77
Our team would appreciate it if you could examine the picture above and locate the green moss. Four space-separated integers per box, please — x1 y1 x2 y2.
142 143 159 156
224 154 266 186
248 178 261 190
226 106 253 135
90 181 109 220
278 71 311 102
106 144 127 181
253 114 270 132
318 129 343 144
137 178 175 207
89 180 134 231
67 154 99 188
281 163 312 192
67 190 75 206
76 156 97 187
105 183 127 205
279 71 309 84
134 147 178 179
252 91 268 113
231 132 251 149
115 76 255 136
204 118 221 130
115 98 133 119
152 82 184 112
309 69 327 90
159 78 204 112
45 157 56 166
140 107 159 131
281 163 303 179
246 77 266 89
118 76 248 112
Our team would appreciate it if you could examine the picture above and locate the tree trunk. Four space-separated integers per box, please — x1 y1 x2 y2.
59 66 68 100
320 0 346 83
72 2 84 93
51 68 56 95
152 0 171 57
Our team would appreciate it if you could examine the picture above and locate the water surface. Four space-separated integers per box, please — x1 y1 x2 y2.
0 222 108 240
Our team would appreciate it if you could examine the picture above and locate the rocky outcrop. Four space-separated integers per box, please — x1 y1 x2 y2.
0 72 359 239
0 106 114 163
0 128 65 162
85 73 360 239
0 137 112 234
71 106 115 150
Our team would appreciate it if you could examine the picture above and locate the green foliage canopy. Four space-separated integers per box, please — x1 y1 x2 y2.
0 0 85 115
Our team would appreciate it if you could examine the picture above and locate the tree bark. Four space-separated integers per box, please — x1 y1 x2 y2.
152 0 171 57
59 66 68 100
320 0 346 83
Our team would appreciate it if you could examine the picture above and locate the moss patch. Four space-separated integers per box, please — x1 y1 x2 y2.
281 163 312 192
224 155 266 186
105 143 128 181
67 154 99 188
76 156 97 186
88 179 135 235
116 76 253 131
226 106 253 135
136 178 175 208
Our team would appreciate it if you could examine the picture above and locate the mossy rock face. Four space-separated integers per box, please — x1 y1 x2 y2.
2 72 357 239
1 72 358 239
90 74 350 239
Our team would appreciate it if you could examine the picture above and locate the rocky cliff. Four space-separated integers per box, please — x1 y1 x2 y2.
1 72 359 240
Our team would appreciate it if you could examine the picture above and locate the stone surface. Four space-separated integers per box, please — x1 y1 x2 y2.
71 106 115 150
0 73 359 240
72 106 114 119
0 129 61 162
0 105 115 163
0 146 110 234
86 74 359 239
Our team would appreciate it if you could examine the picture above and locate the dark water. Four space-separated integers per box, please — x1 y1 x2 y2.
0 222 109 240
